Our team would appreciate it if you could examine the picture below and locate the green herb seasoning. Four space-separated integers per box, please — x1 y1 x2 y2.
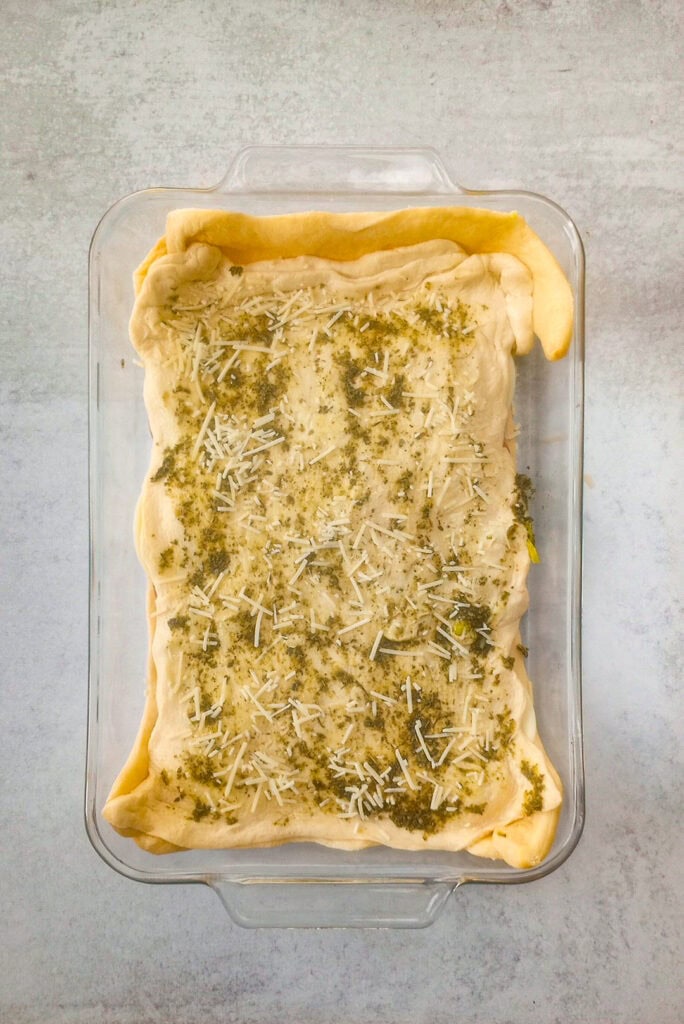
513 473 536 547
521 760 545 815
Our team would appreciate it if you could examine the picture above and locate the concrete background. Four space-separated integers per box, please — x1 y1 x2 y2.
1 1 682 1021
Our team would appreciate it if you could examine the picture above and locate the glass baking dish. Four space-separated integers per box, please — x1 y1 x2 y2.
86 146 585 928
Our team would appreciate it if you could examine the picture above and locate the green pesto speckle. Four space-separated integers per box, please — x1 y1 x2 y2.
496 709 516 751
207 548 230 574
513 473 537 547
451 598 493 655
387 787 452 836
397 468 413 499
335 351 366 407
167 615 189 632
419 499 433 531
184 753 220 787
521 760 545 815
254 361 291 415
151 450 175 482
415 305 444 332
288 645 306 666
191 798 212 822
386 372 405 408
158 547 174 571
188 568 205 589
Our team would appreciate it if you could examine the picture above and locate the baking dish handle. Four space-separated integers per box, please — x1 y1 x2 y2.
216 145 460 194
210 879 456 929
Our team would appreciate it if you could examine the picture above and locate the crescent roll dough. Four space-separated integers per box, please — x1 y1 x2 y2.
104 207 572 868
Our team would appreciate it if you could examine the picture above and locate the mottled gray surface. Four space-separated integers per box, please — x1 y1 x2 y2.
1 0 683 1022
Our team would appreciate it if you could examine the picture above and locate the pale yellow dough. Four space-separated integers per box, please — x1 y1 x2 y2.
135 207 574 360
104 207 572 868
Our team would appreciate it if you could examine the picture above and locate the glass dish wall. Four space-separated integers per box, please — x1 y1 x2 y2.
87 147 584 927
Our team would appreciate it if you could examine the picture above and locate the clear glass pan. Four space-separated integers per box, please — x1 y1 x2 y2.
87 146 585 928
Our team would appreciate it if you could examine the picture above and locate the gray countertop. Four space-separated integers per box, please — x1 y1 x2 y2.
1 2 682 1022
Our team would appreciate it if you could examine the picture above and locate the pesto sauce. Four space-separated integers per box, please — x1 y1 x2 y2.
254 361 291 415
386 373 405 408
513 473 537 546
184 753 221 787
191 798 212 821
451 598 493 655
167 615 189 631
521 760 545 815
334 351 366 407
151 450 176 482
207 548 230 574
150 275 527 840
387 787 455 836
158 547 174 571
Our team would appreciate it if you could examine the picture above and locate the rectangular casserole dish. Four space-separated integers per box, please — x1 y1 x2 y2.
86 146 585 928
